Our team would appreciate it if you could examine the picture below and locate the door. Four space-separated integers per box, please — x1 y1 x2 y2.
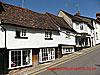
32 49 39 67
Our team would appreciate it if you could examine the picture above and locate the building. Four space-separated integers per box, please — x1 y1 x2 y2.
75 12 100 45
46 12 76 55
58 10 94 51
0 1 60 74
0 1 76 74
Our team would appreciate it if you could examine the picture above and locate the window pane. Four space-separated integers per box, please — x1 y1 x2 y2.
22 50 30 65
16 31 20 37
11 51 21 67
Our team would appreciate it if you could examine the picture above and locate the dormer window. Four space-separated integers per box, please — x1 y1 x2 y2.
15 29 28 39
45 31 53 40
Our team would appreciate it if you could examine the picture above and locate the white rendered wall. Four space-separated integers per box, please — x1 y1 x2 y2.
56 29 75 45
94 21 100 44
72 22 91 35
0 26 5 48
4 25 75 49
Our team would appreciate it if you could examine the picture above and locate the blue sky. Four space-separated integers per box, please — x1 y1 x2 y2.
1 0 100 19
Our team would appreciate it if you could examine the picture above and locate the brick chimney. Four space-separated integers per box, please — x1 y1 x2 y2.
96 13 100 22
75 11 81 16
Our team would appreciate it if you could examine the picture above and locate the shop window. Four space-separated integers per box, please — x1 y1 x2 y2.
23 50 30 65
15 29 28 39
11 51 21 67
9 50 32 69
39 48 55 63
45 32 53 40
62 46 74 54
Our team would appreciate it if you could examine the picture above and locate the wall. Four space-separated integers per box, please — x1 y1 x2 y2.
57 28 75 45
3 25 75 49
72 22 91 35
58 11 72 27
94 21 100 44
0 26 5 48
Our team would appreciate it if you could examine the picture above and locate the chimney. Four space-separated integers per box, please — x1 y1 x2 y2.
75 11 81 16
96 13 100 22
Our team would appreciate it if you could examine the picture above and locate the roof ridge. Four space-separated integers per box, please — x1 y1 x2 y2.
75 15 95 20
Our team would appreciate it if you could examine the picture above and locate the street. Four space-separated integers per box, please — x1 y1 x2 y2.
34 47 100 75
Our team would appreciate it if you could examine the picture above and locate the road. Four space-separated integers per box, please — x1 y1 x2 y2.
33 47 100 75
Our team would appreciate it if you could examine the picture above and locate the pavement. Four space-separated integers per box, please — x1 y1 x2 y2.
9 45 100 75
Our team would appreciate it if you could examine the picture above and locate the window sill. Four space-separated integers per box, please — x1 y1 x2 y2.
15 36 28 39
45 38 53 40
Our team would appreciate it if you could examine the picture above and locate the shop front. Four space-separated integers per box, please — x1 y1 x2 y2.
76 36 91 47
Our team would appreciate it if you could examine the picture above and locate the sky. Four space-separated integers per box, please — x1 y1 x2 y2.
0 0 100 19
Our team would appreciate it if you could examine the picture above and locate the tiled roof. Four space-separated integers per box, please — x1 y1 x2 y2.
74 15 94 29
0 1 58 30
46 12 76 32
61 10 83 22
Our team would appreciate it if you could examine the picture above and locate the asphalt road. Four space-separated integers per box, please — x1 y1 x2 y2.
36 47 100 75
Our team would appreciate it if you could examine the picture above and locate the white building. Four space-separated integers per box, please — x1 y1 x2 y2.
0 1 76 73
46 12 76 55
58 10 94 51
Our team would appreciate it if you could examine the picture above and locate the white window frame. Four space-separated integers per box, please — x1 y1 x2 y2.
62 46 74 54
39 48 55 63
45 31 52 39
9 50 32 69
15 29 27 38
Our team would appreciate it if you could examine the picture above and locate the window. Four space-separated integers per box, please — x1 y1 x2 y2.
45 31 53 40
84 24 87 31
23 50 30 65
76 23 79 29
80 24 83 30
61 46 74 54
15 29 28 39
9 50 32 69
11 51 21 67
39 48 55 63
16 31 21 37
22 30 26 36
66 31 70 38
96 32 98 40
95 22 97 29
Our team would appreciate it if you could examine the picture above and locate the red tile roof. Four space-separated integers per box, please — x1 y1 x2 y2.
46 12 76 32
0 1 58 30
